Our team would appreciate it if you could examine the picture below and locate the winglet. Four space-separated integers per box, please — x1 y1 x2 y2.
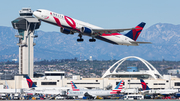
125 22 146 41
25 75 37 88
71 81 80 91
140 79 150 90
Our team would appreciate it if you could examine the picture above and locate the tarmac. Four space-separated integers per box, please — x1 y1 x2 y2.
2 99 176 101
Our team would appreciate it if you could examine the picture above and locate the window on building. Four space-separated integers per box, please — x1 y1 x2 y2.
45 73 64 76
175 82 180 86
116 82 125 85
128 83 146 85
67 83 100 84
33 82 37 85
154 83 165 85
41 82 56 85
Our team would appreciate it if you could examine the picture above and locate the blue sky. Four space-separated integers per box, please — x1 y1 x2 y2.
0 0 180 32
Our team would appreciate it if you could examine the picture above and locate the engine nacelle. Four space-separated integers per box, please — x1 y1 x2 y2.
60 28 74 35
80 27 93 34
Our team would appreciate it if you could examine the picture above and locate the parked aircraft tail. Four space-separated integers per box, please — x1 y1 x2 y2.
112 80 124 91
71 81 80 91
110 80 124 94
140 79 150 90
25 75 37 88
5 80 9 89
125 22 146 41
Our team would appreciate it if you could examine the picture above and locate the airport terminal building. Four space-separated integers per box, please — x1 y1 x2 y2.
0 56 180 91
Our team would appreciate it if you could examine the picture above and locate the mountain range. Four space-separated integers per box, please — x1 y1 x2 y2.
0 23 180 61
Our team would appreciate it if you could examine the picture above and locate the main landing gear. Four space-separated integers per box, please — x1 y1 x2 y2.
89 39 96 42
77 34 96 42
77 34 84 42
89 35 96 42
77 38 84 42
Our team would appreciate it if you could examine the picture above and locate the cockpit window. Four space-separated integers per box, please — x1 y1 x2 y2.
36 10 41 12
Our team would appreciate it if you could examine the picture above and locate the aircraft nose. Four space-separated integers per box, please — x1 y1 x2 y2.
33 11 38 17
33 10 42 19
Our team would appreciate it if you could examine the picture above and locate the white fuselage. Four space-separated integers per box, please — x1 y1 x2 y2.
33 9 137 45
67 89 115 98
147 89 178 94
124 94 144 100
24 87 70 95
0 89 21 94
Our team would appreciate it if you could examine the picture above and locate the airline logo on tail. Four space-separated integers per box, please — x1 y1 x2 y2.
5 81 9 89
110 80 124 94
71 81 80 91
125 22 146 41
140 79 150 90
25 75 37 88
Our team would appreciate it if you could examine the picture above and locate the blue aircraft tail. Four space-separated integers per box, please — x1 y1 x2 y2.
140 79 150 90
125 22 146 41
25 75 37 88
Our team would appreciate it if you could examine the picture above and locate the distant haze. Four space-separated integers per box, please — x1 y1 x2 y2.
0 23 180 61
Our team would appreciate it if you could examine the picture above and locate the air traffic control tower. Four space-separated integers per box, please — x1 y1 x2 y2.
11 8 41 78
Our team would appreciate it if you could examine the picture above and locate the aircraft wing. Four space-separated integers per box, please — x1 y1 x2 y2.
92 27 136 35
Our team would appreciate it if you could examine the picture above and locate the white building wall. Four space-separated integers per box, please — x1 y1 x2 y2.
18 30 34 78
0 77 180 90
168 69 180 75
29 32 34 78
22 30 28 76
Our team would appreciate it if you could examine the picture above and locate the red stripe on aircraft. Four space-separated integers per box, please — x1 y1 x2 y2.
44 16 49 19
110 91 121 94
101 33 121 36
72 89 80 91
64 16 76 29
112 90 122 91
53 17 63 27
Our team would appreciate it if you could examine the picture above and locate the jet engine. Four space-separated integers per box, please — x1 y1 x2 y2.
80 27 93 34
60 28 74 35
84 92 94 99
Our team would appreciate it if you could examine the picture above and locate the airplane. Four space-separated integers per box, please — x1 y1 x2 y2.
33 9 151 46
25 75 70 95
0 81 21 94
140 79 178 95
67 80 124 99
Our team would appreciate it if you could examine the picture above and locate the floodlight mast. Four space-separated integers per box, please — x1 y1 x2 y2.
11 8 41 78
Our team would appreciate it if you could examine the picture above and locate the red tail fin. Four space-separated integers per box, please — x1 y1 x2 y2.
125 22 146 41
